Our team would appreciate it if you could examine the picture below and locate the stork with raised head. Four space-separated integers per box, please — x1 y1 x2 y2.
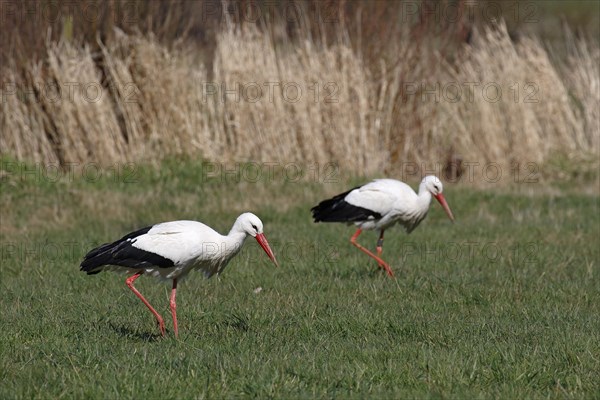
80 212 278 337
311 176 454 277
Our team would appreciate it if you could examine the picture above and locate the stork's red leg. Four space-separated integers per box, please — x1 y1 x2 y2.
170 279 178 338
350 229 394 277
376 230 385 258
125 272 166 336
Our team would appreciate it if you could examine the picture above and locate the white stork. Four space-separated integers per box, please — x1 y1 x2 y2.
311 175 454 277
80 212 278 337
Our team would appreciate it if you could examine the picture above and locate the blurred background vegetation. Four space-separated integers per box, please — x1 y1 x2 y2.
1 0 598 182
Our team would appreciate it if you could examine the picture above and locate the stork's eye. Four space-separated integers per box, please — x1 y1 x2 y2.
251 224 258 231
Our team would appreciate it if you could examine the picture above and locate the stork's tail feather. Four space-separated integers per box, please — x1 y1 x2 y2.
80 242 118 274
311 187 382 223
80 226 154 275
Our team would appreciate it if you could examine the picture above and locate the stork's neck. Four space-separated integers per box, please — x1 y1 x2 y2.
224 220 249 254
417 183 434 211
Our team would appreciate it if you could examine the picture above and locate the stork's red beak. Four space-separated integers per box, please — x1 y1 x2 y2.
255 233 279 267
434 193 455 222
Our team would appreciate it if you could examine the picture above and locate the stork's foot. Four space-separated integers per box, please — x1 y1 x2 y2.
351 229 395 278
156 317 166 337
376 261 394 277
375 245 394 277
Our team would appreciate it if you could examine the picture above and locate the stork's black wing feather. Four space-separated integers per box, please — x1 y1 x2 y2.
311 186 382 223
80 226 174 275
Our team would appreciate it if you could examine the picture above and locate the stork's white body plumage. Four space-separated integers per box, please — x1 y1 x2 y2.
80 213 279 337
312 176 455 277
344 179 433 232
107 220 249 280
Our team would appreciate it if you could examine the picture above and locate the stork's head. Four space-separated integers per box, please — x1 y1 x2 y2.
422 175 444 196
237 212 264 237
236 213 279 267
421 176 455 222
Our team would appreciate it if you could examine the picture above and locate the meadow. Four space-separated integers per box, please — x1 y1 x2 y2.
1 158 598 399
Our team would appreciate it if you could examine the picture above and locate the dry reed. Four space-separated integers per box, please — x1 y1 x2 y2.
1 19 598 181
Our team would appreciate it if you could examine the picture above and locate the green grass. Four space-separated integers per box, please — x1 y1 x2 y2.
1 158 599 399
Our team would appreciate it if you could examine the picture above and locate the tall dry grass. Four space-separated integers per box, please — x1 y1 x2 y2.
210 23 384 172
433 22 598 168
1 22 388 174
1 18 598 180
